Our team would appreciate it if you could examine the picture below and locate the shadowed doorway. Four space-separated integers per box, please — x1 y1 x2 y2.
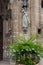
0 16 3 60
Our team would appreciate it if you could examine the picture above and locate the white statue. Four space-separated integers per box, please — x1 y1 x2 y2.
22 10 30 28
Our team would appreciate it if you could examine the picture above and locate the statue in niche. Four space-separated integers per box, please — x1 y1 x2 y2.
22 9 30 31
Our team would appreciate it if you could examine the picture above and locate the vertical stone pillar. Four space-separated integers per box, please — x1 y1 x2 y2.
40 0 43 33
34 0 39 33
11 0 19 40
30 0 36 35
30 0 39 35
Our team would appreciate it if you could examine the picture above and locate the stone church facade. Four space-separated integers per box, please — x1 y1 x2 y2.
0 0 43 62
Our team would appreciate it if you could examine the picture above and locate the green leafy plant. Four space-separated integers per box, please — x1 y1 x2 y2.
8 35 43 65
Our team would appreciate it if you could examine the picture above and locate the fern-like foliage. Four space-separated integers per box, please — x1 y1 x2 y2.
7 34 43 65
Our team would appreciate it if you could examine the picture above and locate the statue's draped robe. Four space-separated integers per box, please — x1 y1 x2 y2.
22 12 30 28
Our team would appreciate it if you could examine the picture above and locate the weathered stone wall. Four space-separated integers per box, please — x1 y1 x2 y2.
3 0 43 62
11 0 41 37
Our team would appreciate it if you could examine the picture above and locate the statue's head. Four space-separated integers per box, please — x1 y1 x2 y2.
22 9 27 15
22 9 25 13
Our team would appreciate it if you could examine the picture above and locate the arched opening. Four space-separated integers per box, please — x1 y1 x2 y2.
0 16 3 60
0 0 11 61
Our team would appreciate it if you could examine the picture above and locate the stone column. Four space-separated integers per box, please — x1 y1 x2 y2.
30 0 35 35
11 0 19 41
30 0 39 35
34 0 39 33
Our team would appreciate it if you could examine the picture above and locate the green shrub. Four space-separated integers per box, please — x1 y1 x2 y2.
8 35 43 65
